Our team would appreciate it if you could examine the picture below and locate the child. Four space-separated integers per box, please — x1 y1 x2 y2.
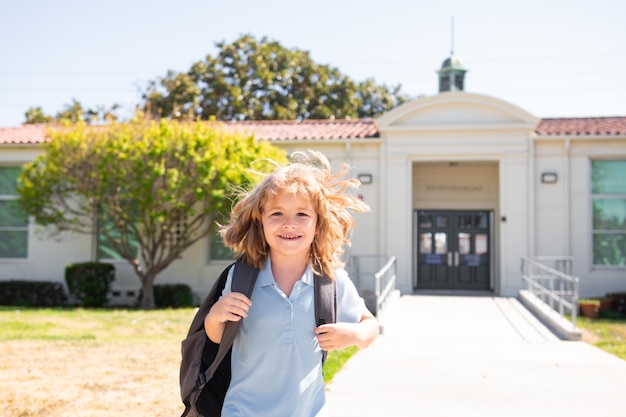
204 150 379 417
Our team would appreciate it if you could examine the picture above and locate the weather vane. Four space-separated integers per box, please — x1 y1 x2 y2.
451 16 455 56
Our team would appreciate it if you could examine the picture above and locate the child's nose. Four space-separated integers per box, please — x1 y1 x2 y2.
282 215 297 228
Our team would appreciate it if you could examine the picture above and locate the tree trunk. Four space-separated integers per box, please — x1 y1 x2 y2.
140 278 156 310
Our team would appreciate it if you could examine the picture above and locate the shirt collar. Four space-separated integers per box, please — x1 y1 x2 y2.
256 255 315 288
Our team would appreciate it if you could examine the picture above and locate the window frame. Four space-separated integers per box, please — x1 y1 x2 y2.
208 228 236 263
0 165 29 260
590 159 626 269
95 206 140 262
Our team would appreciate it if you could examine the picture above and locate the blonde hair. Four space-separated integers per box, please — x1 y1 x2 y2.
220 151 369 279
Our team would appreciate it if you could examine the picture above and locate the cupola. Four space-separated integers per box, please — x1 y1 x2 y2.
437 54 467 93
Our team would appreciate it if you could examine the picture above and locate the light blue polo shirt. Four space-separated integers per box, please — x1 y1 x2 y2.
220 257 367 417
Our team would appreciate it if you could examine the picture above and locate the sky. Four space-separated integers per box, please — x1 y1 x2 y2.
1 0 625 128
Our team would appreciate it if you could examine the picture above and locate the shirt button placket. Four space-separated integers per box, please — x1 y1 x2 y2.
282 301 293 343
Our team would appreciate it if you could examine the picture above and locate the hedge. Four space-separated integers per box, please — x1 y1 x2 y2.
0 280 67 307
65 262 115 307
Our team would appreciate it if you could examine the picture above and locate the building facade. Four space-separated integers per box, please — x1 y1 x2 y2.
1 62 625 303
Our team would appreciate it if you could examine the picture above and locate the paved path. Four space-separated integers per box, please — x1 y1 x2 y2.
326 294 626 417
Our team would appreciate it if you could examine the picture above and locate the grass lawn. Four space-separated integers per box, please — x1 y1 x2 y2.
3 306 623 417
574 312 626 361
0 307 359 417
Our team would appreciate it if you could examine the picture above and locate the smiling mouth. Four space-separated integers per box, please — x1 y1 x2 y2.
278 234 301 240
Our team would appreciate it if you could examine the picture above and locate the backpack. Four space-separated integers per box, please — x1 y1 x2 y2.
179 259 337 417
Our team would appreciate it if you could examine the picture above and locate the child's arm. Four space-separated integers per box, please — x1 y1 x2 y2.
315 312 379 351
204 292 252 343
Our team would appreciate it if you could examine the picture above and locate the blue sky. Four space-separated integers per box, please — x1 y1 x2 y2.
1 0 624 127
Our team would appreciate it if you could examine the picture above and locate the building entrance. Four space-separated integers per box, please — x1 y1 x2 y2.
414 210 493 291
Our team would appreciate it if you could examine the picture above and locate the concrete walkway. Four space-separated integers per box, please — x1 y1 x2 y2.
326 294 626 417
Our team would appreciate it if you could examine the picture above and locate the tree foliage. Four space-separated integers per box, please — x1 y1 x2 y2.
24 106 54 124
24 99 120 125
142 34 410 121
16 117 287 308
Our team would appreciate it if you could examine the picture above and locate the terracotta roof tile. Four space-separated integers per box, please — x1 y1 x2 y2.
0 119 380 145
2 117 626 145
0 124 51 144
536 117 626 136
220 119 380 140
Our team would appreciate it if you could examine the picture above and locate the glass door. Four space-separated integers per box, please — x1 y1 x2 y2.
415 210 492 291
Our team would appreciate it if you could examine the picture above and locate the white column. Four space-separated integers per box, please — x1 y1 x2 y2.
499 155 529 296
385 153 413 294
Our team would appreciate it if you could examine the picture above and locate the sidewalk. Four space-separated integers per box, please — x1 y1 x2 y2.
326 294 626 417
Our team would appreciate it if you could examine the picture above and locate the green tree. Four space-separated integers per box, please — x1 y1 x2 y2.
23 100 121 125
55 99 86 123
24 106 54 124
142 34 410 121
16 116 286 309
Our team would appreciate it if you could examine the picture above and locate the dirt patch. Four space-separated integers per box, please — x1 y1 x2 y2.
0 339 183 417
580 327 601 344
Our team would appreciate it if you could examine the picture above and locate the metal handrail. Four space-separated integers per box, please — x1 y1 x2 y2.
521 256 579 328
532 256 574 276
375 256 397 318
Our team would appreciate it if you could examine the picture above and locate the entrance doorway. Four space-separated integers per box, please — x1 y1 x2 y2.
414 210 493 291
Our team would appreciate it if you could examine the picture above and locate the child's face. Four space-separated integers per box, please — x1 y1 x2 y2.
261 191 318 261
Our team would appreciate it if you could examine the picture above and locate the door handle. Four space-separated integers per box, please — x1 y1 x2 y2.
447 252 452 266
454 252 459 267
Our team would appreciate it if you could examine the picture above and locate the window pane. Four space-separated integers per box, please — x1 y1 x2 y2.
458 215 472 230
475 234 488 255
210 231 235 261
0 166 21 195
591 161 626 267
458 232 470 254
0 200 28 227
592 161 626 194
454 76 463 91
419 214 432 229
0 230 27 257
98 224 140 260
593 199 626 231
435 215 448 229
98 235 124 260
419 232 432 254
440 77 450 92
593 233 626 266
475 213 488 229
434 232 447 254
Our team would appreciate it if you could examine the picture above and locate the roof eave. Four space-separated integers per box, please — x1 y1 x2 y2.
534 133 626 141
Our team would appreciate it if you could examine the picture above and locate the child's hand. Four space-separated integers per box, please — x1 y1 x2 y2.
314 323 360 351
315 315 379 351
208 292 252 323
204 292 251 343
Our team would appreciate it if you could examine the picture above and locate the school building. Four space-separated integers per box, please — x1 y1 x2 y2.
1 56 625 305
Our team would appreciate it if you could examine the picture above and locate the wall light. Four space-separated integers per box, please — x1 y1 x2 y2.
541 172 558 184
357 173 373 184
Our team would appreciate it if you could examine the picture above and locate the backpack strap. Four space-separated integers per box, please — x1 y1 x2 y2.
205 260 259 379
314 274 337 364
194 265 331 393
180 263 234 417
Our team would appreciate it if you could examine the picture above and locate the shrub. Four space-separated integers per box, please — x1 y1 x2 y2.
0 280 67 307
139 284 193 308
65 262 115 307
607 292 626 316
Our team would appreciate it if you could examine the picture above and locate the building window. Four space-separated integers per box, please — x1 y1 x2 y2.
592 160 626 267
97 211 140 260
97 222 140 260
0 166 28 258
209 230 235 261
439 76 450 92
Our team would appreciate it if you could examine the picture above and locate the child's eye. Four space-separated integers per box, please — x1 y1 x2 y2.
271 212 283 217
297 212 309 217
